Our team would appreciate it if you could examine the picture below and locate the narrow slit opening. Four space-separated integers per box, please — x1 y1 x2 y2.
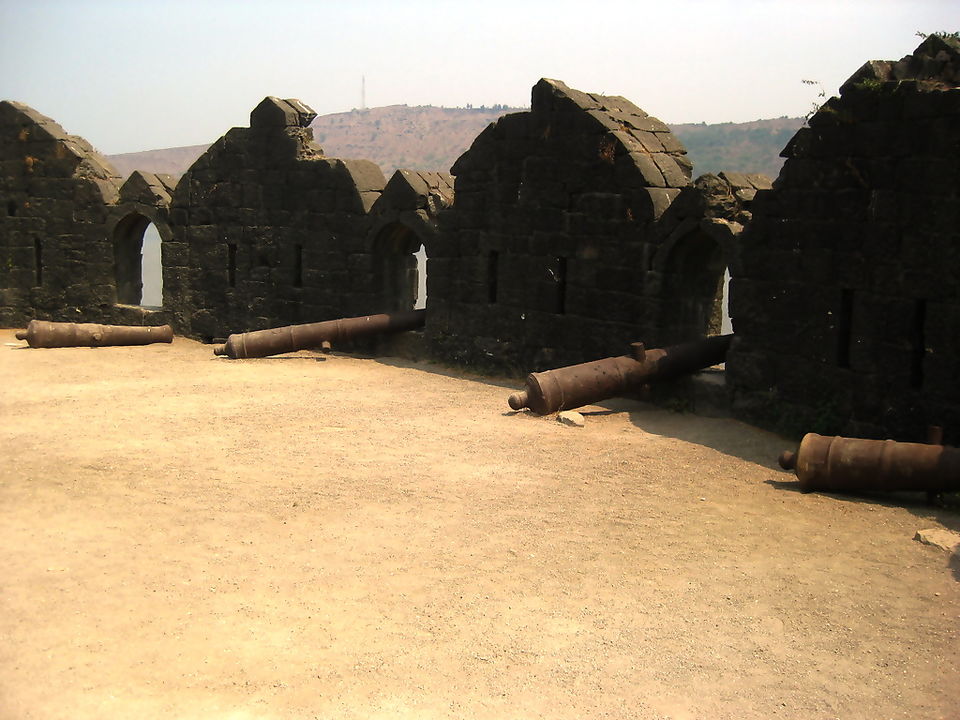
34 238 42 286
228 243 237 288
293 244 303 288
555 256 568 315
488 250 499 304
910 298 926 389
837 289 853 368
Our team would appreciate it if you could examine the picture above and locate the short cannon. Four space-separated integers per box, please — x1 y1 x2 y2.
16 320 173 348
213 309 426 359
778 433 960 494
508 334 732 415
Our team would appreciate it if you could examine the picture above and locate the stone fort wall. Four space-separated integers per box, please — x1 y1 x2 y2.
1 36 957 442
727 34 960 443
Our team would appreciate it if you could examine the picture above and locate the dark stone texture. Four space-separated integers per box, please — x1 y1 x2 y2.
425 78 736 370
6 38 956 446
0 100 134 326
728 36 960 441
163 99 402 341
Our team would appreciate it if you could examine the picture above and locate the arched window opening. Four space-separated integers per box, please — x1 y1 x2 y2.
720 267 732 335
114 213 163 308
414 244 427 310
373 222 428 312
661 231 727 344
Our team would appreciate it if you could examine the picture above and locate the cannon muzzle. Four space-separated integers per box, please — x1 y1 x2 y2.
508 334 732 415
215 309 426 359
16 320 173 348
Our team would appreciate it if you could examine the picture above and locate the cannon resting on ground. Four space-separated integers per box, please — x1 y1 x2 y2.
508 334 732 415
214 309 426 359
16 319 173 348
779 432 960 494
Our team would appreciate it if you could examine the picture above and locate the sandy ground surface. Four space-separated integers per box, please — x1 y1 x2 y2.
1 328 958 720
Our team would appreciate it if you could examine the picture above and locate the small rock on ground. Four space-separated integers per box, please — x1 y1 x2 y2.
914 527 960 554
557 411 585 427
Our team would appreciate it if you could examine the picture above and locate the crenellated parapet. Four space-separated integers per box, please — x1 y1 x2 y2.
4 37 957 442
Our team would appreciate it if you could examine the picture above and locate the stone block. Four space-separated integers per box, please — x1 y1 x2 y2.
250 97 302 129
625 115 670 133
584 109 625 134
557 411 585 427
656 131 686 154
651 153 689 187
633 188 680 221
914 528 960 555
531 79 602 115
336 158 386 194
617 152 665 188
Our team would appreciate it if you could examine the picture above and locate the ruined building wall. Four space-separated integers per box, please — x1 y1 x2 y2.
4 41 959 443
109 169 176 315
727 35 960 442
0 84 755 375
367 169 453 311
427 79 697 371
0 101 124 326
166 97 388 341
646 170 769 346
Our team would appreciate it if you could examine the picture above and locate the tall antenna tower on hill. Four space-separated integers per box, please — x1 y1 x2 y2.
361 75 366 110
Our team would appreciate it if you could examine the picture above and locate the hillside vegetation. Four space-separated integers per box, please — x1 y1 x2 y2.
671 117 803 178
106 105 803 182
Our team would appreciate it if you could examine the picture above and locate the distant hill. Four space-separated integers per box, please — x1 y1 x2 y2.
311 104 526 177
106 105 803 182
669 117 803 178
107 144 210 179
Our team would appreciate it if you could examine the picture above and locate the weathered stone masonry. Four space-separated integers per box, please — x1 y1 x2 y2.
0 100 178 328
427 78 751 371
728 35 960 443
167 97 389 341
0 101 121 327
2 36 957 444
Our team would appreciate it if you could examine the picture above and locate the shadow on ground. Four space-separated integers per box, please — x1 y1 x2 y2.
376 353 960 564
374 355 523 391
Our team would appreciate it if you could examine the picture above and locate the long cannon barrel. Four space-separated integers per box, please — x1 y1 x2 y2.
214 309 426 359
778 433 960 493
15 320 173 348
508 334 732 415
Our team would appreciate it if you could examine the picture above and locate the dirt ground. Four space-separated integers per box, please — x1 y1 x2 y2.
1 328 958 720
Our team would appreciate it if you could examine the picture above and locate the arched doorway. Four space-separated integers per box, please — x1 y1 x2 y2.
659 230 728 343
114 212 163 308
413 244 427 310
373 221 427 312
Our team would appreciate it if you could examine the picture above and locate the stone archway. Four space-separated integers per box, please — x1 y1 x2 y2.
372 221 428 312
113 211 164 308
657 229 728 344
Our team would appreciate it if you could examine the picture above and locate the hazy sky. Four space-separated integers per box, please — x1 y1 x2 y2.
1 0 955 154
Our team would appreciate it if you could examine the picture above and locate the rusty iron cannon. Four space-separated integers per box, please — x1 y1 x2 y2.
213 309 426 359
507 334 733 415
16 319 173 348
778 432 960 494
